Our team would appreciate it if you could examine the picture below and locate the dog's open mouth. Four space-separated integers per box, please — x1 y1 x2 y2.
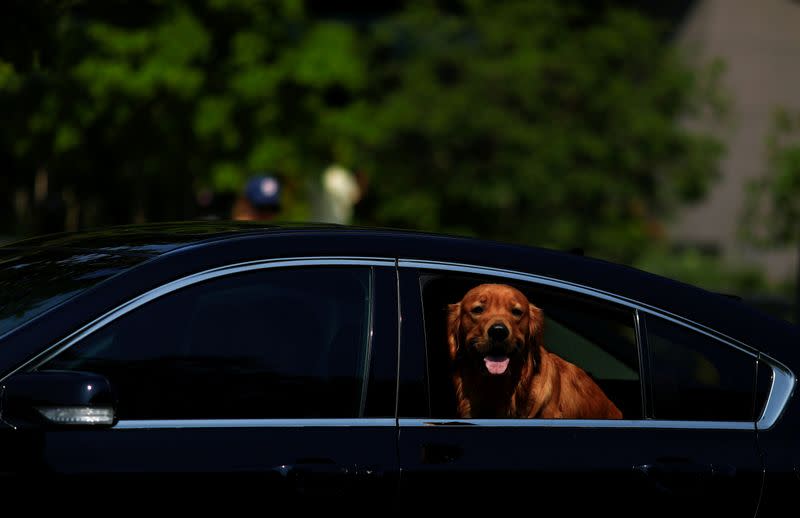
483 355 510 375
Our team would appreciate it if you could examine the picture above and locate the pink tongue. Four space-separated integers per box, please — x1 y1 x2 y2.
484 356 510 375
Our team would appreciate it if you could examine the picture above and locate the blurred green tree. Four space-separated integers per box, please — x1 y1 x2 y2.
355 1 726 263
1 0 725 267
1 0 368 229
742 109 800 323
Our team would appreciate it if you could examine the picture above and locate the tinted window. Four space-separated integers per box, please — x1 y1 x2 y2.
646 316 756 421
537 294 640 416
0 249 144 336
421 274 641 419
44 267 372 419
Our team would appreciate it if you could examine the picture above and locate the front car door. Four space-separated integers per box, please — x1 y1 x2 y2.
0 259 399 511
396 261 763 516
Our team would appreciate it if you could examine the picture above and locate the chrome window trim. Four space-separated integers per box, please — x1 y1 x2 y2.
399 259 758 357
399 418 754 431
757 354 796 431
393 259 402 419
114 418 397 429
399 258 796 427
2 256 394 382
8 255 793 432
633 308 649 418
358 268 376 416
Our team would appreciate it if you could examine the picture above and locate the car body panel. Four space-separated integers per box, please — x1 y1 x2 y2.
0 222 796 514
395 267 763 517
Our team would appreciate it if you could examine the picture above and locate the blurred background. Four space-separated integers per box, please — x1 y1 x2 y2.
0 0 798 324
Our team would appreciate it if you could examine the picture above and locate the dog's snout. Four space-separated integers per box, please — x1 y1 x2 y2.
488 323 509 341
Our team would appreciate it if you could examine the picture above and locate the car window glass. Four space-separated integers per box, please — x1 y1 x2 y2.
646 315 756 421
420 274 641 419
43 267 372 420
0 249 145 336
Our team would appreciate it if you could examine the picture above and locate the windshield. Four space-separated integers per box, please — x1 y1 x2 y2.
0 249 146 337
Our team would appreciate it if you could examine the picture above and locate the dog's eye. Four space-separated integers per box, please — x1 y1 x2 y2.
511 307 524 317
471 306 484 314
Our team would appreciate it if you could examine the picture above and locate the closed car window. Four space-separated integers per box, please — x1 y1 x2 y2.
43 267 372 420
420 274 641 419
0 249 145 337
646 315 756 421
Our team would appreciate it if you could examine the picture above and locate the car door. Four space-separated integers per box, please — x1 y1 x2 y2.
395 263 763 517
0 259 399 511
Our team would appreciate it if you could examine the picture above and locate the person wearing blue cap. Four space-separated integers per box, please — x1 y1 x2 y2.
231 174 282 221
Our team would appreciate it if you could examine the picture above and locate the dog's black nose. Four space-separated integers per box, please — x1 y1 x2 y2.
488 323 509 341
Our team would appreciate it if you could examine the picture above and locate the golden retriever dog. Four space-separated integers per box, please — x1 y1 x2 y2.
447 283 623 419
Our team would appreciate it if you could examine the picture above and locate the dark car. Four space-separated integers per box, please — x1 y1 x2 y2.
0 222 796 515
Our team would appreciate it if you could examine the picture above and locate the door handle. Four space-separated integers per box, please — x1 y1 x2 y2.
272 458 382 494
272 458 349 477
710 463 737 478
633 459 715 495
634 460 722 476
422 443 464 464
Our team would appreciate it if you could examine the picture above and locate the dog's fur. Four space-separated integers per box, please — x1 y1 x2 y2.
447 284 622 419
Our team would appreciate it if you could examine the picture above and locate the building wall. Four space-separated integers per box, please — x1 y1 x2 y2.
672 0 800 281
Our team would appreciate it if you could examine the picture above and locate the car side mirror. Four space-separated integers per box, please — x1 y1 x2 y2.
1 370 117 429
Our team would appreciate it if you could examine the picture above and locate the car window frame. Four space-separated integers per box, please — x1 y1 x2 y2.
413 269 646 419
398 259 793 431
7 256 399 428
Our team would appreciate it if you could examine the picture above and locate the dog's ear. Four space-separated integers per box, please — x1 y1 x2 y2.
528 303 545 348
527 303 545 369
447 302 462 360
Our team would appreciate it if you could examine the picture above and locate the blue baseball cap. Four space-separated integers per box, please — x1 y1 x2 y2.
244 175 281 208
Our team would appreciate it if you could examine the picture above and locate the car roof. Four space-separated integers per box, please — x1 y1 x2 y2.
0 221 345 256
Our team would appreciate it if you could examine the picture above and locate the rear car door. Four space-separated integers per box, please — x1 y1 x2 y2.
396 262 763 516
0 259 399 511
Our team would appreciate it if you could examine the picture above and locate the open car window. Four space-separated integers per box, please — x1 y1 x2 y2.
419 273 642 420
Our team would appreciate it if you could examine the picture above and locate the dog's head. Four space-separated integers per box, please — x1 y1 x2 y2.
447 283 543 377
